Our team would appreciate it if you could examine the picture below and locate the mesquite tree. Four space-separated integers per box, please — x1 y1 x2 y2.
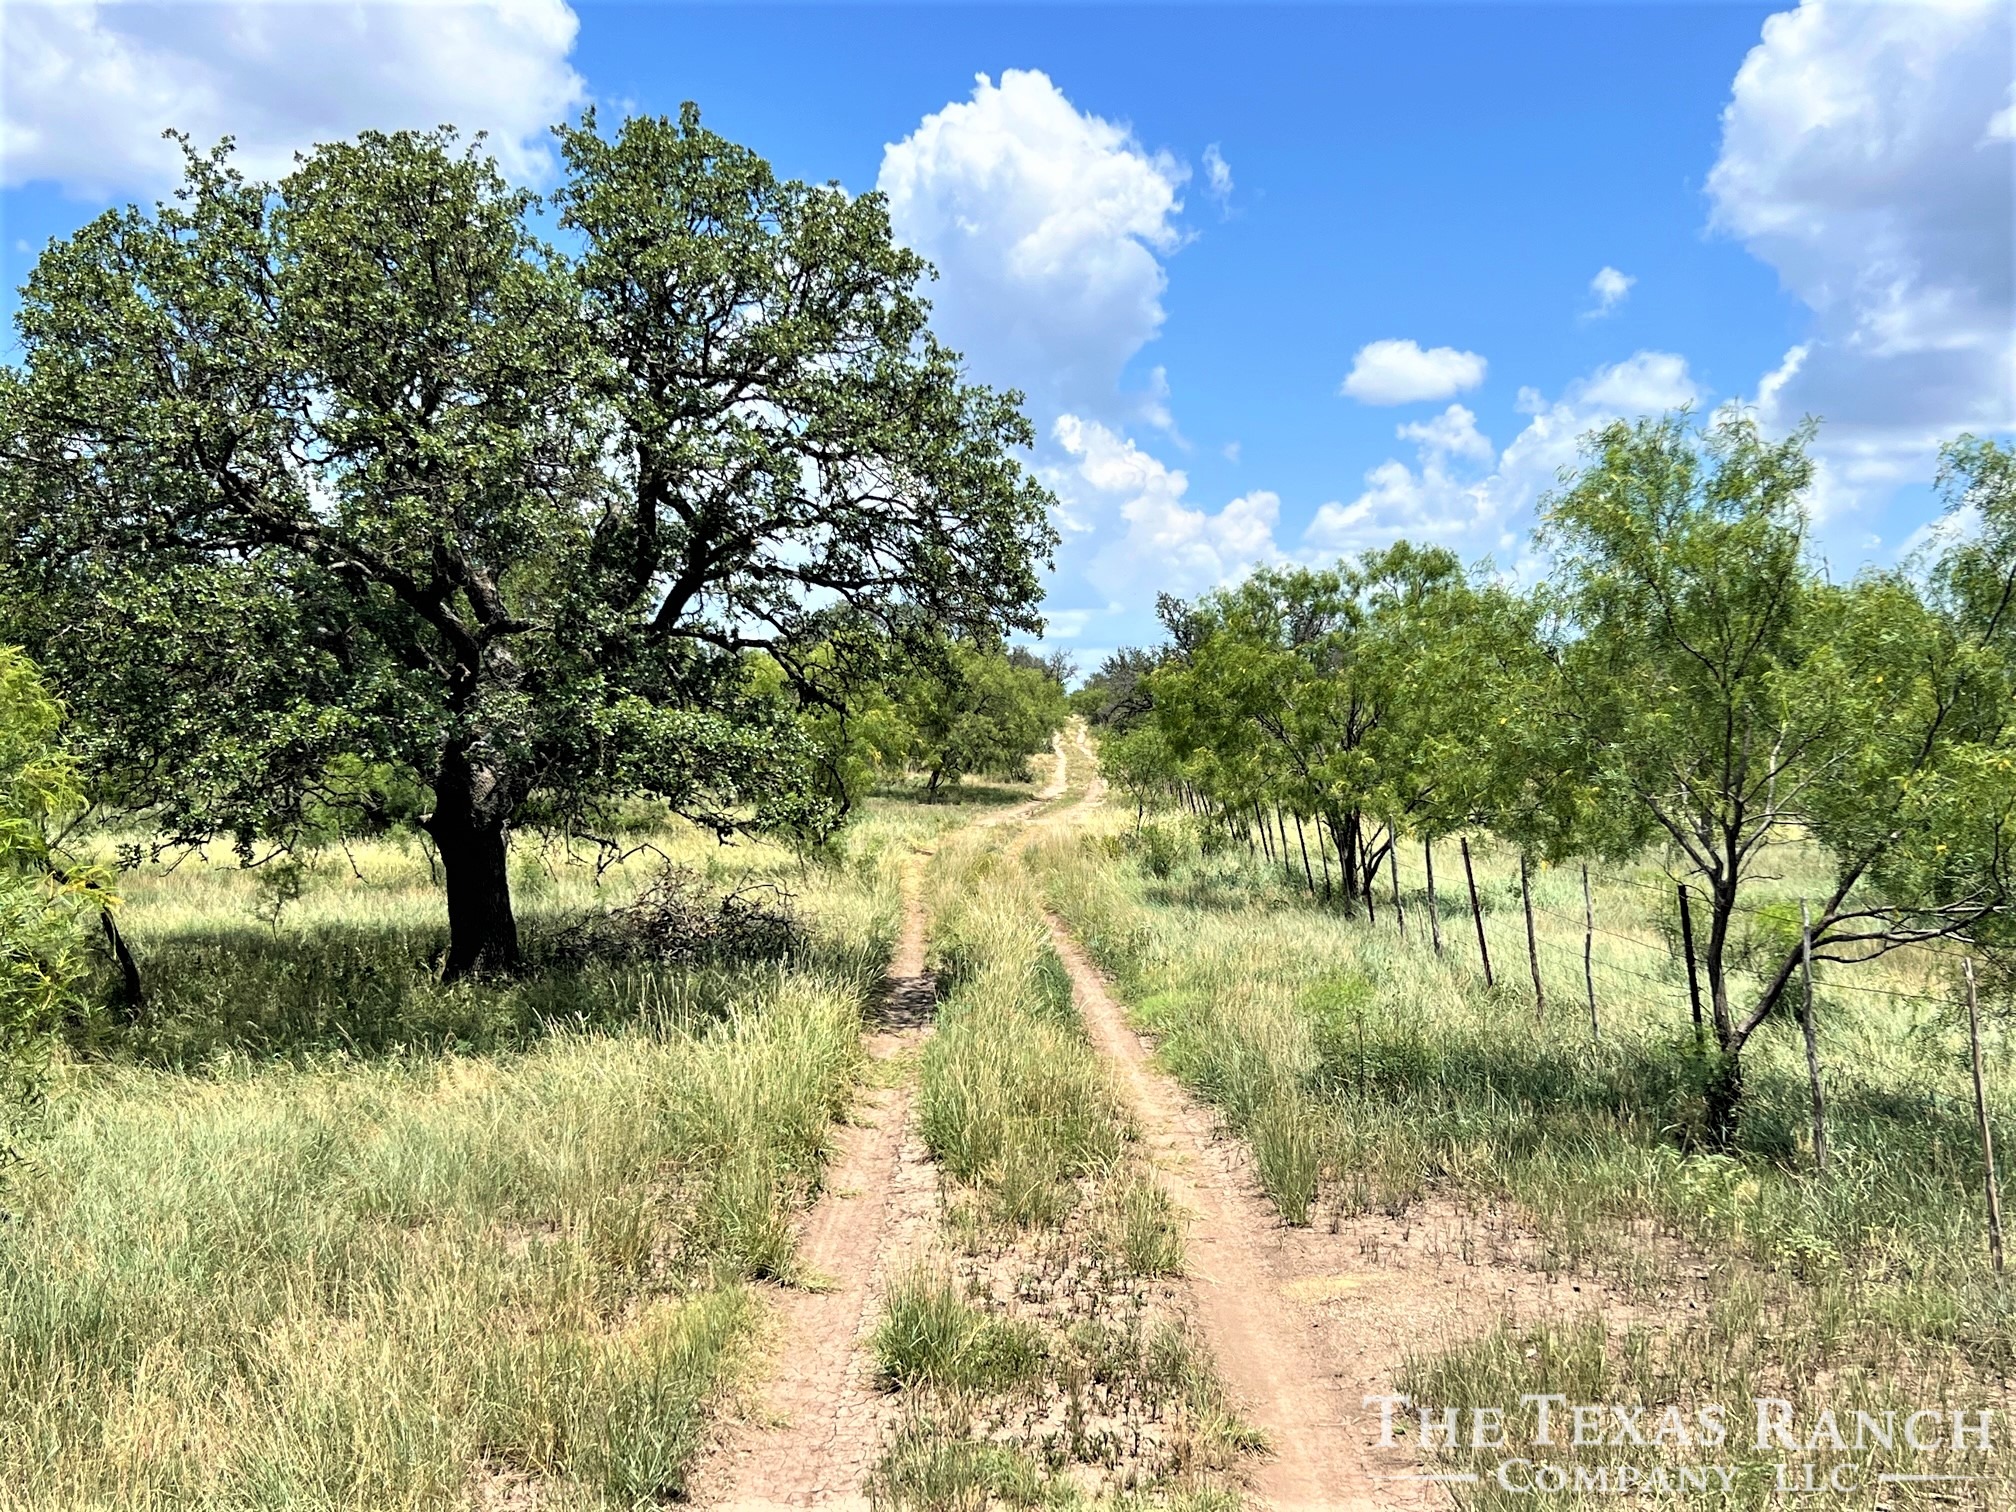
0 110 1055 978
1545 415 2016 1144
1142 546 1530 911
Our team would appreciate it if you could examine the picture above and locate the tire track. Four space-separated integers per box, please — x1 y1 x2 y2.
695 859 935 1512
695 735 1072 1509
1043 919 1433 1512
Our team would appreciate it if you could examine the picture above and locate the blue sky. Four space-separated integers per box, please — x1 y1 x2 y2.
4 1 2011 669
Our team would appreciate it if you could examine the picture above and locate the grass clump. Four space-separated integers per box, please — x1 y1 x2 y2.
867 1419 1052 1511
873 1268 1048 1395
1095 1174 1187 1278
920 835 1130 1231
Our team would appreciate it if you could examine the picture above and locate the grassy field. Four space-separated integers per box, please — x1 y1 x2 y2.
0 792 993 1510
12 753 2008 1509
1033 806 2015 1509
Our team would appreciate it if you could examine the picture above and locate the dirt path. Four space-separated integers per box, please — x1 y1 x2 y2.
694 737 1071 1510
1044 920 1433 1512
693 865 935 1512
1044 908 1637 1510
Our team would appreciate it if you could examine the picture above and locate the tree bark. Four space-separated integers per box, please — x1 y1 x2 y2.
1704 1052 1744 1151
101 908 146 1020
427 745 521 981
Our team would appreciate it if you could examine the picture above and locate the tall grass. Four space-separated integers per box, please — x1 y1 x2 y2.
0 806 926 1508
919 830 1130 1229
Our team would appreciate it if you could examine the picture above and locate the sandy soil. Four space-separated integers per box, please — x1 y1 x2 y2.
693 737 1070 1509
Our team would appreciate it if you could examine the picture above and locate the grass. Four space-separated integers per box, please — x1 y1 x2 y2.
0 803 937 1509
919 829 1131 1230
1034 804 2016 1507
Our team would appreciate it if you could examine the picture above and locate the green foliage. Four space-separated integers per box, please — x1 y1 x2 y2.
1 110 1055 974
893 644 1068 794
0 649 102 1115
1128 544 1544 908
1543 416 2016 1135
1105 414 2016 1140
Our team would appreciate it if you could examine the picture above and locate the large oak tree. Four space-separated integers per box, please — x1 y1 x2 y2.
0 109 1056 978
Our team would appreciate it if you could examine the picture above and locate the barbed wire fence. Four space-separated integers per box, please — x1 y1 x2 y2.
1128 794 2009 1268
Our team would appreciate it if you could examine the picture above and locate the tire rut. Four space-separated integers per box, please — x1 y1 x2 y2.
1043 919 1434 1512
695 737 1071 1509
694 866 934 1511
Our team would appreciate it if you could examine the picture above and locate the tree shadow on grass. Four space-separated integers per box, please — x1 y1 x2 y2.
869 778 1036 808
70 911 878 1071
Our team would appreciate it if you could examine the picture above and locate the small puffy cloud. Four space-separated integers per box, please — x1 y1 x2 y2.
1050 414 1284 603
1396 403 1494 465
1041 608 1095 639
1 0 585 194
1709 0 2013 508
1586 265 1635 317
879 70 1187 420
1202 142 1232 201
1308 352 1699 552
1340 338 1488 405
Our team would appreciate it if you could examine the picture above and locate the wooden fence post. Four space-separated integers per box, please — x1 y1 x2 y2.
1967 958 2005 1275
1582 864 1598 1040
1461 836 1493 988
1520 852 1545 1019
1677 884 1705 1046
1363 831 1379 927
1798 900 1828 1176
1423 839 1444 955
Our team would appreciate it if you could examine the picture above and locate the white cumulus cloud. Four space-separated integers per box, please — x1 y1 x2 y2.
1308 352 1699 553
879 70 1187 421
1709 0 2014 502
1051 414 1284 603
1 0 585 194
1586 265 1635 317
1340 338 1488 405
1396 403 1495 465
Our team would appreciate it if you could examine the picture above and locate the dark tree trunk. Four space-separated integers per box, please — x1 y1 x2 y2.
1704 1051 1744 1152
101 908 146 1018
427 745 521 981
